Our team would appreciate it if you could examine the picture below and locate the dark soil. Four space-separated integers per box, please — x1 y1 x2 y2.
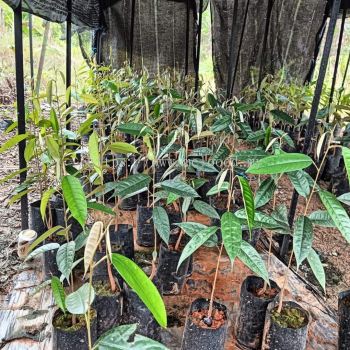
271 306 308 329
94 280 118 296
252 286 279 300
53 309 96 331
191 307 226 329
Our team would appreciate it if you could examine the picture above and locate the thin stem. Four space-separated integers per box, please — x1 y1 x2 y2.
207 242 224 318
277 250 293 313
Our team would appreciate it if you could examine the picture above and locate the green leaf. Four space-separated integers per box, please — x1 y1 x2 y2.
56 242 76 282
66 283 95 315
111 254 167 327
190 159 218 173
235 210 287 231
25 243 60 261
238 176 255 233
308 210 335 228
233 149 267 161
171 104 194 113
270 110 294 124
40 188 55 222
287 171 310 198
109 142 138 154
117 123 152 136
342 147 350 183
206 182 230 196
160 180 199 198
238 241 269 283
87 202 116 216
51 276 66 313
221 212 242 265
319 190 350 243
177 227 217 271
193 200 219 219
190 147 213 157
337 193 350 206
0 167 29 185
0 134 27 154
152 207 170 245
175 222 218 247
247 153 313 174
254 178 276 208
62 175 87 228
45 136 60 163
28 226 64 252
24 138 36 163
293 216 313 269
94 324 169 350
80 93 98 104
307 249 326 292
114 174 152 199
89 131 102 178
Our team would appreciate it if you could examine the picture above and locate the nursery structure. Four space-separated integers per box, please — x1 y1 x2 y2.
1 0 350 349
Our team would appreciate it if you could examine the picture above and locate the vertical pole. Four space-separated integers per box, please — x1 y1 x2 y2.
29 14 34 92
184 0 190 77
194 0 203 95
66 0 72 129
14 1 28 230
130 0 136 66
280 0 342 259
258 0 274 89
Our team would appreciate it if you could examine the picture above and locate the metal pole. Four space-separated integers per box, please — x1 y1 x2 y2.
66 0 72 129
130 0 136 66
14 1 29 230
280 0 342 259
184 0 190 77
29 14 34 92
194 0 203 95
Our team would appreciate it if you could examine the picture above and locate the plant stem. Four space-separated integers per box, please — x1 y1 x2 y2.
207 242 224 319
86 262 93 350
277 250 293 313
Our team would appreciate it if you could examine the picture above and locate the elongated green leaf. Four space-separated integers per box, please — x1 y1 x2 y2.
51 276 66 313
25 243 60 261
115 174 152 199
0 134 27 154
171 104 194 113
56 242 76 282
247 153 313 174
342 147 350 183
190 147 213 157
308 210 335 228
287 171 310 198
193 200 219 219
89 131 102 177
108 142 138 154
66 283 95 315
28 226 64 252
0 167 28 185
233 149 267 161
160 180 199 198
117 123 152 136
111 254 167 327
177 227 217 271
307 249 326 292
62 175 87 228
221 212 242 265
24 138 36 163
40 188 55 221
175 222 218 247
46 136 60 163
319 190 350 243
270 110 294 124
152 207 170 245
87 202 116 216
238 176 255 233
254 178 276 208
159 131 178 158
337 193 350 206
190 159 218 173
206 182 230 196
293 216 313 269
94 324 169 350
238 241 269 283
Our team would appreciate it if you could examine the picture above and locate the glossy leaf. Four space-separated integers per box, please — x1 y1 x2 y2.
56 241 76 282
247 153 313 174
28 226 64 252
0 134 28 154
177 227 217 271
84 221 103 276
337 193 350 206
66 283 95 315
109 142 138 154
342 147 350 183
46 136 60 163
238 176 255 233
87 201 116 216
307 249 326 292
238 241 269 283
308 210 335 228
233 149 267 161
89 131 102 177
221 212 242 265
319 190 350 243
114 174 152 199
206 182 230 196
62 175 87 228
270 110 294 124
193 200 219 219
293 216 313 269
190 159 218 173
160 180 199 198
51 276 66 313
287 171 310 198
117 123 152 136
40 188 55 221
25 243 60 261
175 222 218 247
152 207 170 245
111 254 167 327
254 178 276 208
